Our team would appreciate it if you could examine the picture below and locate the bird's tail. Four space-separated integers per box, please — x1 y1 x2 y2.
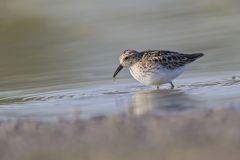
186 53 204 62
187 53 204 59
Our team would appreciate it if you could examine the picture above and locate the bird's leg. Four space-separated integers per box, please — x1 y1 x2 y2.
170 82 174 89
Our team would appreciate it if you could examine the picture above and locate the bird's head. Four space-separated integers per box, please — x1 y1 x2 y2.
113 49 140 79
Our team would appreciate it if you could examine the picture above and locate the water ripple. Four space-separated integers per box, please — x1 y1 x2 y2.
0 75 240 120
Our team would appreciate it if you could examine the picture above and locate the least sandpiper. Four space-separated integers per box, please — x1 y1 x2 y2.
113 49 204 89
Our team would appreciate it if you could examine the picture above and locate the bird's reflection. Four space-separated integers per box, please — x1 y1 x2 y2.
126 89 198 116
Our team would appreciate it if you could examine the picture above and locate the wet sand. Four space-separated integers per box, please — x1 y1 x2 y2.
1 108 240 160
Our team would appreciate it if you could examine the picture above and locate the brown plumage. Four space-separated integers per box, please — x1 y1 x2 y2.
140 50 204 70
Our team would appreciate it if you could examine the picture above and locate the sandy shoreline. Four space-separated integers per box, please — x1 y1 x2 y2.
0 108 240 160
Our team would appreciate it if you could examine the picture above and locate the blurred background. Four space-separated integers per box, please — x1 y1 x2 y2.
1 0 240 91
1 1 240 159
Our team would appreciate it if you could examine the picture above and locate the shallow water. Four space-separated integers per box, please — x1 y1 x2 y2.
0 0 240 120
0 74 240 120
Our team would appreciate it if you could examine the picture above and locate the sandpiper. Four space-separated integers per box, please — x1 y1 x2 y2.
113 49 204 89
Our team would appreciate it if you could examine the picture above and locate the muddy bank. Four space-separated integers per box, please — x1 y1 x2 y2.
0 108 240 160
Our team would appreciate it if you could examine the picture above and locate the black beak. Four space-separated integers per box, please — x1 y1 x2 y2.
113 64 123 79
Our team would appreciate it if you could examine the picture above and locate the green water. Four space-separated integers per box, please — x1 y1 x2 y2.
0 0 240 120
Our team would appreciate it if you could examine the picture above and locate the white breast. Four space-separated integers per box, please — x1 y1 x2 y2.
129 64 187 86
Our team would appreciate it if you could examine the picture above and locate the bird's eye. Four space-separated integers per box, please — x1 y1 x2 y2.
124 57 129 60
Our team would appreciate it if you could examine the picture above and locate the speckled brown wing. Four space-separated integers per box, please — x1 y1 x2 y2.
140 50 204 70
